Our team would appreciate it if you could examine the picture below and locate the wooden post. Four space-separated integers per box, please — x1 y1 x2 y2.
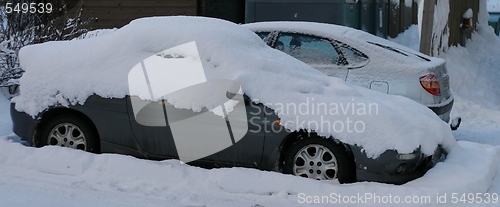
419 0 436 56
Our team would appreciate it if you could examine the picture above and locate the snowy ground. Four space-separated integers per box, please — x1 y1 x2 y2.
0 93 499 207
2 18 500 207
1 49 500 206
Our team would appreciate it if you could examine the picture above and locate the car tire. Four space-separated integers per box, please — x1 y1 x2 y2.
283 135 355 183
40 114 99 153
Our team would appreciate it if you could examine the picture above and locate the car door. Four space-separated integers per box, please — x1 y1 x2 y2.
127 92 266 166
199 95 266 166
272 32 349 80
127 97 178 157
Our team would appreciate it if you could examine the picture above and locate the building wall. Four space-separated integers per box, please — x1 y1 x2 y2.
448 0 479 46
63 0 245 29
204 0 245 23
388 0 419 38
64 0 478 46
245 0 420 38
77 0 200 29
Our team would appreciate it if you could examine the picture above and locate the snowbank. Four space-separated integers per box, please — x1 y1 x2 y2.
13 16 454 158
388 25 420 51
0 94 12 135
0 134 496 207
488 0 500 13
391 1 500 129
444 0 500 127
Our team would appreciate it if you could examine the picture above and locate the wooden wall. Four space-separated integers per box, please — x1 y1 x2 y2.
63 0 478 47
388 0 419 38
204 0 245 23
387 0 479 46
61 0 245 29
447 0 479 46
76 0 200 29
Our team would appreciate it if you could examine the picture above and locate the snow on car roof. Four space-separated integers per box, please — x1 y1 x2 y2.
13 16 454 158
244 21 405 49
243 21 445 67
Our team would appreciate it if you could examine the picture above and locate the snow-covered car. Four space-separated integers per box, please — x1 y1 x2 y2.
244 22 455 123
10 17 454 184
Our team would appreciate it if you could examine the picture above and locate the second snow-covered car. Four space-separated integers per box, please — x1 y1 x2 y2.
244 22 455 124
11 17 455 185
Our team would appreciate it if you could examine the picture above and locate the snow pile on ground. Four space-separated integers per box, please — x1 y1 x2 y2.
391 1 500 199
443 27 500 112
389 19 500 128
0 94 12 135
13 16 454 158
388 25 420 51
0 130 497 207
489 0 500 13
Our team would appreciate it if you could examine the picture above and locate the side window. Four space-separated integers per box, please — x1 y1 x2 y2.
255 32 271 43
338 44 369 67
275 33 340 66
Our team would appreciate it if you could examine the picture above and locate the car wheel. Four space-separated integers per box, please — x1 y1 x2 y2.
40 114 99 153
283 135 355 183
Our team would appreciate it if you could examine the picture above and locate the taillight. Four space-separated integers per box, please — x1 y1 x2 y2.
420 74 441 96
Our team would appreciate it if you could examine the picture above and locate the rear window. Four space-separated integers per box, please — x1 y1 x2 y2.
367 41 430 62
275 33 342 66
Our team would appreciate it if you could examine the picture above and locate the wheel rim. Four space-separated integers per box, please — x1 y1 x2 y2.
293 144 338 180
48 123 87 150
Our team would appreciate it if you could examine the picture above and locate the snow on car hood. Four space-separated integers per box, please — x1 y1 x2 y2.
14 16 455 158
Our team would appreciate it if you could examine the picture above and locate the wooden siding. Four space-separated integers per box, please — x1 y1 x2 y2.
62 0 478 47
204 0 245 23
448 0 479 46
388 0 418 38
76 0 200 29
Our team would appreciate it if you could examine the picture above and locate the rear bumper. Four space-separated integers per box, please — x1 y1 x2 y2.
428 97 454 123
10 102 38 146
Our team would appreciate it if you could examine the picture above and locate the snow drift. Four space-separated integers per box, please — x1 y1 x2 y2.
391 1 500 128
0 134 497 207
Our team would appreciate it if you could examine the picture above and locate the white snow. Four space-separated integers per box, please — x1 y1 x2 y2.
244 21 443 66
0 94 12 135
463 8 474 19
417 0 450 55
432 0 450 55
1 1 500 204
488 0 500 13
390 8 500 204
0 94 498 206
388 25 421 51
392 2 500 128
76 28 118 40
13 16 454 158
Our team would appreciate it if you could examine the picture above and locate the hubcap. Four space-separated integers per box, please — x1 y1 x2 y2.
293 144 338 180
48 123 87 150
